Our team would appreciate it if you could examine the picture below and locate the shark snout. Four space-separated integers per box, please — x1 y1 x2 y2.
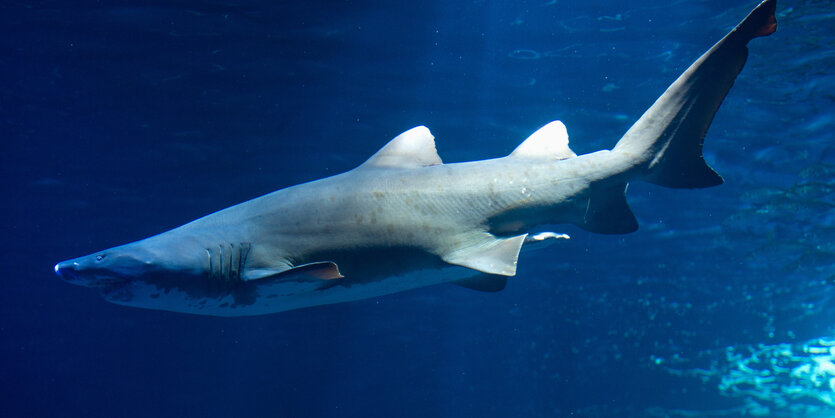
54 260 79 281
54 256 134 289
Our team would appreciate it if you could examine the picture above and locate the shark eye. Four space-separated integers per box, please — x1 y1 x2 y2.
95 254 106 261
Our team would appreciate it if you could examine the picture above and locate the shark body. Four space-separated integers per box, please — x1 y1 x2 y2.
55 0 777 316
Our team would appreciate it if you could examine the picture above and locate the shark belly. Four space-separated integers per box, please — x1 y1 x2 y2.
104 258 486 316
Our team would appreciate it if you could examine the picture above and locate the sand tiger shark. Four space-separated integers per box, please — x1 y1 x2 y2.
55 0 777 316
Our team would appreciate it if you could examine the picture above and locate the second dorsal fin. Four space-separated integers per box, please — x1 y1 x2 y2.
510 121 576 160
360 126 443 169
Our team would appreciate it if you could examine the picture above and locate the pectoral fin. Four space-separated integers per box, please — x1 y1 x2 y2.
442 233 528 276
245 261 343 282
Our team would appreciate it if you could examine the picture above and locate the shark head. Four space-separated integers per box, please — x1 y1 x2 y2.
58 244 155 287
54 234 210 299
53 230 288 316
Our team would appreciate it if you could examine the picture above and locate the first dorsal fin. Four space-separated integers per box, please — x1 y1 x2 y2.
510 121 576 160
360 126 443 169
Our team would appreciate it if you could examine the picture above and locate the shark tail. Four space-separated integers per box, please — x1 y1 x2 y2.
612 0 777 189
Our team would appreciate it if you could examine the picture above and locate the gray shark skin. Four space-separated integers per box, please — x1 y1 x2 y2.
55 0 778 316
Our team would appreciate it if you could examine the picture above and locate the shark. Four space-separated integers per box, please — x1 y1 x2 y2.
54 0 777 316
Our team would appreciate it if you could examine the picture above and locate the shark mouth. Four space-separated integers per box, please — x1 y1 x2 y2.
86 276 132 291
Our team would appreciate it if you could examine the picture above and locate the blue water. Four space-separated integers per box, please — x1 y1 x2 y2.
3 0 834 416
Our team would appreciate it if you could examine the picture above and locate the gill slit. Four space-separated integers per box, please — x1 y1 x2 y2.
206 243 252 283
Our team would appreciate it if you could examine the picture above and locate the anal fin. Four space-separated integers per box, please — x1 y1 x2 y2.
580 182 638 234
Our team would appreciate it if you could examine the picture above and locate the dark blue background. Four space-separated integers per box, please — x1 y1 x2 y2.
2 1 833 416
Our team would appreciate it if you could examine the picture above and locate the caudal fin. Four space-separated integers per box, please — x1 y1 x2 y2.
613 0 777 189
